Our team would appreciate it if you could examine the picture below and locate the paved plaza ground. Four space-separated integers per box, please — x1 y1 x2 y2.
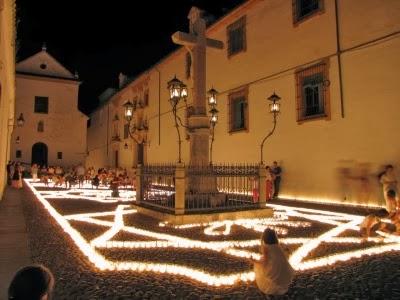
1 181 400 299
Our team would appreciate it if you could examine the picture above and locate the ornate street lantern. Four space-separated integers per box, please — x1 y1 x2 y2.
268 92 281 114
260 92 282 164
209 107 218 124
207 88 218 106
167 76 184 105
207 88 219 165
123 101 134 122
181 83 188 98
17 113 25 127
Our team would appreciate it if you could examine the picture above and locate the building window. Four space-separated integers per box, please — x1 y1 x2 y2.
227 16 246 57
16 150 22 158
34 96 48 113
185 52 192 79
293 0 323 23
37 121 44 132
124 124 129 139
228 88 248 132
144 89 149 107
57 152 63 159
295 62 330 122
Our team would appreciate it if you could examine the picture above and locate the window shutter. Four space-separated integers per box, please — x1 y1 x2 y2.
228 95 232 132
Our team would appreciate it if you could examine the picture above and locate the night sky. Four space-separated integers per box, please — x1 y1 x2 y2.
16 0 245 115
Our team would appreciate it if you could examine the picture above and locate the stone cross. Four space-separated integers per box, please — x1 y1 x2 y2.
172 7 223 166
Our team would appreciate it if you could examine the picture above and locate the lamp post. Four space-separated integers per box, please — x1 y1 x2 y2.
16 113 25 127
207 88 218 165
167 75 188 163
123 100 148 144
260 92 281 164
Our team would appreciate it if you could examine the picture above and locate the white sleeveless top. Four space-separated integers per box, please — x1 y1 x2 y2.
254 244 294 295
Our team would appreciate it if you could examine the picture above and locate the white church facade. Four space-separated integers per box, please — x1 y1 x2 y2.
11 46 88 168
87 0 400 207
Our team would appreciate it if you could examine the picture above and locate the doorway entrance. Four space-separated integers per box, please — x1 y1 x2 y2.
32 142 48 167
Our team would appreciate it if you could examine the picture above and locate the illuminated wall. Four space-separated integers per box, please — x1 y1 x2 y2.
11 49 88 168
0 0 16 199
87 0 400 206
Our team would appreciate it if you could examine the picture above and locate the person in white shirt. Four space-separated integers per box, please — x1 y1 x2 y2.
251 228 294 295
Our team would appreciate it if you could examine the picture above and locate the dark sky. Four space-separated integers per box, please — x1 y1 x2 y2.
16 0 245 115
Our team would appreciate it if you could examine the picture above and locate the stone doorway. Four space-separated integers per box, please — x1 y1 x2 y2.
32 142 48 167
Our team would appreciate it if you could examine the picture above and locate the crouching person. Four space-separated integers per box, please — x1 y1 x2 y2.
360 208 399 237
251 228 294 295
359 213 383 238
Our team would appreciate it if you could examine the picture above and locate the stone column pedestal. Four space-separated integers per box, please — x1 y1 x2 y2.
175 163 186 215
188 115 210 166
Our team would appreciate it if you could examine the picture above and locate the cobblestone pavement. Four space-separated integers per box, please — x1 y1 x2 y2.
21 182 400 299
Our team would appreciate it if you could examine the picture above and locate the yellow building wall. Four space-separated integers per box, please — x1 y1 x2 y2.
0 0 16 199
11 75 87 167
87 0 400 206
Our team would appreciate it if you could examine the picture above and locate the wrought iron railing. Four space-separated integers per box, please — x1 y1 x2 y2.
141 164 175 211
185 164 259 212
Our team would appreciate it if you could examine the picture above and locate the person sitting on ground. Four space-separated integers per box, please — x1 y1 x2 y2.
8 264 54 300
359 212 383 238
251 228 294 295
359 207 400 237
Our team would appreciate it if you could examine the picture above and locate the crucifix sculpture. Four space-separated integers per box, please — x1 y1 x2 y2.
172 7 223 166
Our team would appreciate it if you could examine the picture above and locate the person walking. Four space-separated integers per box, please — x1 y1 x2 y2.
271 161 282 199
31 164 39 181
11 162 22 189
6 161 12 185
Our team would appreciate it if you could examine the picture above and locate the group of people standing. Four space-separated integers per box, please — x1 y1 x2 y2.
266 161 282 200
6 161 24 189
253 161 282 203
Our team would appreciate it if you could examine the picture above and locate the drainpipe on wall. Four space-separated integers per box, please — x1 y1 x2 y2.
154 67 161 145
335 0 345 118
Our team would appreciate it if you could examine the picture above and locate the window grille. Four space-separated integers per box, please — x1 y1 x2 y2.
228 88 248 132
34 96 48 113
293 0 323 23
295 62 330 122
227 16 246 57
